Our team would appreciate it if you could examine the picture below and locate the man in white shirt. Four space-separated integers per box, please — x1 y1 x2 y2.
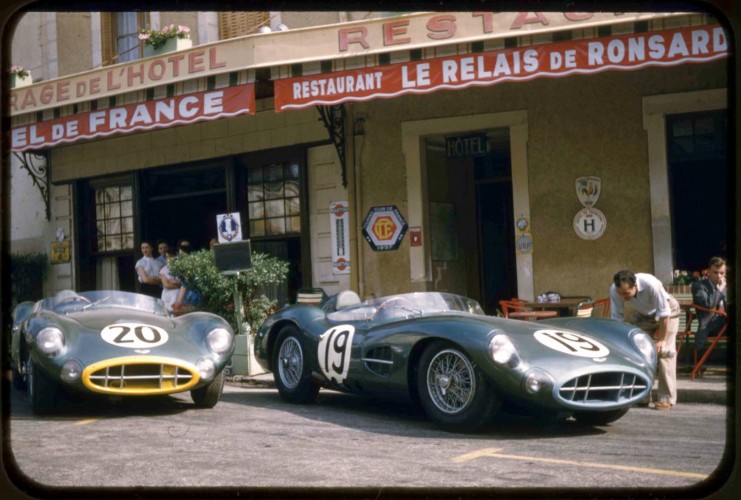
610 269 680 410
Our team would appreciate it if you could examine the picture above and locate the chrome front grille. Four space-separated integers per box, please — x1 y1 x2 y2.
558 371 649 405
84 358 199 394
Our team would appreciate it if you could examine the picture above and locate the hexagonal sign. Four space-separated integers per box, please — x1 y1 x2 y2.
362 205 408 251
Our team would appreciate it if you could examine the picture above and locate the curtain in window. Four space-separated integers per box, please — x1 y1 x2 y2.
116 13 140 63
97 256 120 290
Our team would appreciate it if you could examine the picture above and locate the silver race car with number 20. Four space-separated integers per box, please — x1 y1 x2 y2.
10 290 235 414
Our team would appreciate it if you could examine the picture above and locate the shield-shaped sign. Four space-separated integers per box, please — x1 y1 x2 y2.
575 176 601 208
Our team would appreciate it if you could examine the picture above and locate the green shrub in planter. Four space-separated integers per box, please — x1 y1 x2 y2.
10 252 50 309
167 249 288 333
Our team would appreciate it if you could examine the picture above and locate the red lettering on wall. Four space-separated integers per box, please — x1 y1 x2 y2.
426 15 457 40
472 12 494 33
338 27 369 51
383 20 411 46
511 12 551 29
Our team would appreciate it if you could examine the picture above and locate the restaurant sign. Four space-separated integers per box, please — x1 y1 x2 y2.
10 84 255 152
274 25 727 111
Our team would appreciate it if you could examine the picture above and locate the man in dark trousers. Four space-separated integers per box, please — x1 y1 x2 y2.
691 256 728 352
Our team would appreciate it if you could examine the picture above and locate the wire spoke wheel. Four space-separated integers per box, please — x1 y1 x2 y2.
272 326 320 404
426 349 476 414
277 336 304 389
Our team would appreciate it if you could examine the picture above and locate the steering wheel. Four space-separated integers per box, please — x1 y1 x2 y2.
375 297 416 321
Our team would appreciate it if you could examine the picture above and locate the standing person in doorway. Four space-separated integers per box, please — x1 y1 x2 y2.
155 239 170 268
177 239 192 255
610 269 680 410
135 240 163 298
691 256 728 353
159 247 181 313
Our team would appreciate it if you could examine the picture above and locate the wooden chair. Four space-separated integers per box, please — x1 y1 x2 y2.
499 300 557 320
575 300 594 317
676 304 728 380
295 287 327 305
591 297 611 318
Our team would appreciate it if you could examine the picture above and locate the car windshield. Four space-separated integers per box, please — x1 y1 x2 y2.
327 292 484 323
38 290 168 316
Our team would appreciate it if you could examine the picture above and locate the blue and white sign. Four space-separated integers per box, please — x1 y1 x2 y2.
217 212 243 243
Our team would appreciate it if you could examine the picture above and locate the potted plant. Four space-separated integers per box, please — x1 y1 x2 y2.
168 248 289 376
139 24 192 57
8 65 32 88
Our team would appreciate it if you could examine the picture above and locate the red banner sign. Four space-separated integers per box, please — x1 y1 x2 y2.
274 25 727 111
10 83 255 152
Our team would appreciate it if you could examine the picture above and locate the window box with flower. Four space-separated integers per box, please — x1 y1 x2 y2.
8 65 32 88
667 268 707 295
139 24 192 58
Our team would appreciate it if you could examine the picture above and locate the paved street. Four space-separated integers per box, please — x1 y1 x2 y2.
3 378 732 497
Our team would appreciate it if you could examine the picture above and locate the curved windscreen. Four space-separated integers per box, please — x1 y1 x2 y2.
327 292 484 323
38 290 169 316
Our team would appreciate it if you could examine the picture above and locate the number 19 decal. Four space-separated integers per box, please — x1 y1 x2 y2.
318 325 355 384
534 329 609 358
101 323 169 348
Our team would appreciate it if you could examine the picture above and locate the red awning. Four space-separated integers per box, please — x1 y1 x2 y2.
274 25 727 112
10 83 255 152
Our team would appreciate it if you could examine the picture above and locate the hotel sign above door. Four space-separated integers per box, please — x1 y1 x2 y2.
274 25 727 111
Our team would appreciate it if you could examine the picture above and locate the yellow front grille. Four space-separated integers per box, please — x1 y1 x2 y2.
82 356 200 395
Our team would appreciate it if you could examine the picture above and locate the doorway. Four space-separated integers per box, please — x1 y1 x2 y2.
666 109 728 272
426 128 515 314
143 164 228 252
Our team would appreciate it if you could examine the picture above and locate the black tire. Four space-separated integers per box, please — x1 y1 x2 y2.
27 357 58 415
12 363 27 391
272 325 319 404
191 370 225 408
572 408 629 426
417 340 499 432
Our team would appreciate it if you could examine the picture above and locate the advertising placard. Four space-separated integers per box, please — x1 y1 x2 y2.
330 201 351 274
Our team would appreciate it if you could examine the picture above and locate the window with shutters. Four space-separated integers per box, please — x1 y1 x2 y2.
218 11 270 39
101 12 149 66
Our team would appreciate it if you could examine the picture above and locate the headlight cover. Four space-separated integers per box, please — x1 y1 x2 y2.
489 334 521 368
36 327 65 356
197 357 216 381
207 327 233 355
522 368 554 395
632 331 657 366
61 359 83 382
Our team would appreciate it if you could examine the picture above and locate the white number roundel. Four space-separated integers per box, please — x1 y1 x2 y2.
534 329 610 358
101 323 169 348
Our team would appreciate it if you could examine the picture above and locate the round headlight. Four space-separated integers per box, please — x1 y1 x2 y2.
61 359 83 382
207 327 233 355
523 369 553 395
489 334 521 368
633 331 657 365
37 327 65 355
196 357 216 381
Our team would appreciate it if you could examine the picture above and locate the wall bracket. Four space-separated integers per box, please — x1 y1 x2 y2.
14 151 50 220
316 104 347 187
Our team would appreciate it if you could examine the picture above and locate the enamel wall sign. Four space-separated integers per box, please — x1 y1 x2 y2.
362 205 407 251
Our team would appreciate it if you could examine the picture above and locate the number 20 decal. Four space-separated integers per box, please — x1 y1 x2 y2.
534 329 610 358
101 323 169 348
317 325 355 384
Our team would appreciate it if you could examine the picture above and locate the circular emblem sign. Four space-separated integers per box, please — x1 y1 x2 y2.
101 323 169 348
573 208 607 240
534 329 610 358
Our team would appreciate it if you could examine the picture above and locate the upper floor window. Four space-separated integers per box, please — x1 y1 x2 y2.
101 12 149 65
218 11 270 39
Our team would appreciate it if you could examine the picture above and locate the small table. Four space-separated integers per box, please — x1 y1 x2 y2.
523 298 587 317
508 310 558 321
